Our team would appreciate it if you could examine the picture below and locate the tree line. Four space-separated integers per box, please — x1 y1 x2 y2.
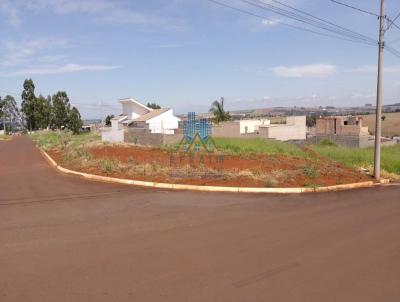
0 79 83 134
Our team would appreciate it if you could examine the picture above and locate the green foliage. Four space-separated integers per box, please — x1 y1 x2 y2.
303 164 318 178
21 79 37 130
52 91 71 129
105 114 114 126
147 102 161 109
264 179 277 188
312 144 400 174
31 131 100 151
100 159 116 173
306 114 317 127
68 107 83 135
209 97 231 123
34 95 52 129
318 139 336 146
0 95 20 132
214 137 307 158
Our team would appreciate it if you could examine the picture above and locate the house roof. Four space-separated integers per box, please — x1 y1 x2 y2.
119 98 152 111
111 115 128 121
132 108 170 122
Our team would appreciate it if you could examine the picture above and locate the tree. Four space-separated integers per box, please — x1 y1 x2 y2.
21 79 37 131
3 95 20 132
105 114 114 126
306 114 317 127
147 102 161 109
209 97 231 123
52 91 71 129
68 107 83 135
0 96 4 131
34 95 52 129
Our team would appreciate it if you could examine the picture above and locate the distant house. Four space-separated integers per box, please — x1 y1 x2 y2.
101 98 180 143
315 116 370 148
258 116 306 141
212 116 307 141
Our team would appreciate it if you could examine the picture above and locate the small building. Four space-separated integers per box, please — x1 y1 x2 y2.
315 116 370 148
240 119 270 134
258 116 307 141
101 98 180 143
212 116 306 141
212 119 270 138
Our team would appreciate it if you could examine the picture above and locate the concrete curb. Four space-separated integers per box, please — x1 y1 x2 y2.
40 150 386 194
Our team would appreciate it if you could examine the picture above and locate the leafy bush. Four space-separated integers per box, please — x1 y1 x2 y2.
303 164 318 178
319 139 336 146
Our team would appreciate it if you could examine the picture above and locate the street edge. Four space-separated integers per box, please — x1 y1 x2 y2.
40 149 389 194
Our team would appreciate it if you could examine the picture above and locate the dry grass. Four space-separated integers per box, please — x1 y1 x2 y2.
362 112 400 137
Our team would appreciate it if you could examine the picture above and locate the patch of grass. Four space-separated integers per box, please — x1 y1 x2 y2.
31 131 100 150
318 138 336 146
264 178 277 188
303 183 319 189
312 144 400 175
213 137 307 158
100 159 117 173
302 164 318 179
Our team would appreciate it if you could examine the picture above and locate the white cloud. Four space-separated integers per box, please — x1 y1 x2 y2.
4 63 121 76
0 1 20 27
270 64 337 78
1 38 71 66
261 19 281 28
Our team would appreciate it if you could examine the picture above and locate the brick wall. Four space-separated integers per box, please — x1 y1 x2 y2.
212 121 241 138
124 128 183 147
315 134 368 148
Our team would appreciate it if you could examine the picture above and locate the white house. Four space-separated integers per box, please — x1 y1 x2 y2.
239 119 270 134
101 98 180 143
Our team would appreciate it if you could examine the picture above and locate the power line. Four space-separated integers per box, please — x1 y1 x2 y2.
208 0 370 44
208 0 377 46
245 0 377 45
386 10 400 31
386 44 400 59
329 0 379 17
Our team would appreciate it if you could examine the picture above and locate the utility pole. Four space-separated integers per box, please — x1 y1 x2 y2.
374 0 385 180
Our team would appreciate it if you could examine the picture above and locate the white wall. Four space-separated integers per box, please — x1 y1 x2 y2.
239 119 270 134
101 128 124 142
147 109 180 134
260 116 306 141
111 119 123 131
122 102 150 119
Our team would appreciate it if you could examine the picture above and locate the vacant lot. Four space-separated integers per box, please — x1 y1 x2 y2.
312 143 400 176
31 132 370 188
362 112 400 136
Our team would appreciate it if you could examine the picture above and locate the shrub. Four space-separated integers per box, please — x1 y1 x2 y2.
100 159 116 173
319 139 336 146
303 164 318 178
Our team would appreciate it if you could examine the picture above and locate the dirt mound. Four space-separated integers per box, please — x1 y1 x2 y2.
48 145 370 188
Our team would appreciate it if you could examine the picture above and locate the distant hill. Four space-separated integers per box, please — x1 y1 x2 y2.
385 103 400 107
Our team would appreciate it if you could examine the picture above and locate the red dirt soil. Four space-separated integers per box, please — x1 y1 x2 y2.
48 145 370 188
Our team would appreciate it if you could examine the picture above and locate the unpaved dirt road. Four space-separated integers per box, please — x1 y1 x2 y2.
1 136 399 302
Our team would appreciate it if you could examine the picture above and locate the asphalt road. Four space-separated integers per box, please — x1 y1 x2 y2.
1 136 399 302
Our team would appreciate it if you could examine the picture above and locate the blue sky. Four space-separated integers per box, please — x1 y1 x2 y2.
1 0 400 118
